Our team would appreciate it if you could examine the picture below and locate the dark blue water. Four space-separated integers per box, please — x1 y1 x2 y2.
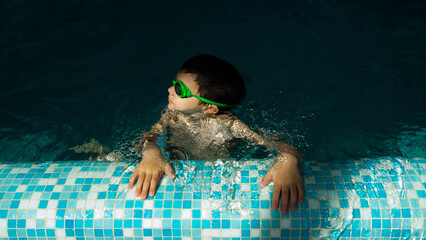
1 0 425 162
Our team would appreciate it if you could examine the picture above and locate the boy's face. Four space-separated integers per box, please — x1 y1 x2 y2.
168 72 202 112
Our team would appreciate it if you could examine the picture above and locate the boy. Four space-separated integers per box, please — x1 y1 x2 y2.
128 55 304 214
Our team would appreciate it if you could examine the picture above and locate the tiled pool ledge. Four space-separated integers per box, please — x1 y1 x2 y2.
0 157 424 240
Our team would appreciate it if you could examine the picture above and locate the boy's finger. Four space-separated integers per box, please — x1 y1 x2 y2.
289 185 297 211
297 183 304 203
281 187 289 215
258 171 272 187
128 173 137 189
164 163 176 179
141 174 152 199
135 173 145 197
271 184 281 210
149 174 159 196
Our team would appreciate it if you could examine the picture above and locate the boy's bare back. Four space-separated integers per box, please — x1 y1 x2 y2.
143 108 267 160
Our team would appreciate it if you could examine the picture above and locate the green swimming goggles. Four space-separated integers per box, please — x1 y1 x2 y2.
172 75 240 108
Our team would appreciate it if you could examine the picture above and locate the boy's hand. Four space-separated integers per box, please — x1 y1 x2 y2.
128 155 175 199
258 154 304 214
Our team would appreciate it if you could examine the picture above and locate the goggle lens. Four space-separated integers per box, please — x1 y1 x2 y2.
174 82 183 97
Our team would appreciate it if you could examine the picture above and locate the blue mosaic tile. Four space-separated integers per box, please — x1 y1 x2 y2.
0 158 424 239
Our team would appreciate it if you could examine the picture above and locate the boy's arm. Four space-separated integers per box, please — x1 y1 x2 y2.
128 111 176 199
231 119 304 214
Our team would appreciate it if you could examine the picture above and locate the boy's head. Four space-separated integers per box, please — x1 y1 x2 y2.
174 54 246 113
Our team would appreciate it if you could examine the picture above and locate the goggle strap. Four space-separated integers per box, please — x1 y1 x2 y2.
173 77 241 108
192 95 241 108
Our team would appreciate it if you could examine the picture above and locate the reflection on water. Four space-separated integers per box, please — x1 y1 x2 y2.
0 0 425 162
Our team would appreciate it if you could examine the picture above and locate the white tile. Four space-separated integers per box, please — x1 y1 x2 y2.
46 219 55 228
0 220 6 228
340 209 352 219
231 229 241 237
201 229 211 237
201 209 211 219
305 176 316 184
94 209 104 219
53 185 64 192
259 188 270 199
211 183 221 191
181 209 191 219
65 178 75 185
420 199 426 208
142 219 152 228
328 190 338 199
280 219 290 228
270 229 280 238
114 209 124 218
406 190 417 198
152 219 162 228
308 199 319 209
388 196 401 208
0 226 7 237
48 179 57 185
250 229 261 237
110 177 121 184
36 209 46 219
329 200 339 208
19 200 29 209
351 175 362 182
123 229 133 237
260 209 271 219
239 210 251 219
86 200 96 209
412 218 424 229
317 190 328 200
330 170 342 176
143 200 153 209
71 167 81 173
67 172 77 178
126 190 136 199
212 229 221 237
412 182 423 190
87 192 98 200
95 200 105 209
55 229 66 237
26 219 36 228
47 200 58 209
90 185 100 191
39 179 48 185
77 172 88 178
45 164 57 173
118 184 128 192
160 177 168 185
361 209 371 219
319 229 331 238
241 184 250 191
210 200 221 209
76 200 86 209
46 209 56 219
202 200 210 209
29 200 39 209
221 229 231 237
16 185 26 192
31 193 41 200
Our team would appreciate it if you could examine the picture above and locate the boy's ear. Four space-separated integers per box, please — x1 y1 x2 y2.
203 105 219 114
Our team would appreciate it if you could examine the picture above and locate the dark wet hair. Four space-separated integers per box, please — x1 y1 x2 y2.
179 54 246 111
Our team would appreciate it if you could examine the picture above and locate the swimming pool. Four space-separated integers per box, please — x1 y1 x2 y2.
1 0 425 239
